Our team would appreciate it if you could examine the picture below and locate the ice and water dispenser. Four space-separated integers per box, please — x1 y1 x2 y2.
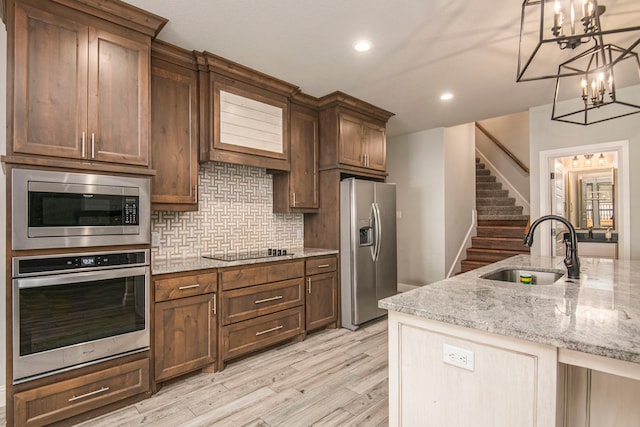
359 219 374 247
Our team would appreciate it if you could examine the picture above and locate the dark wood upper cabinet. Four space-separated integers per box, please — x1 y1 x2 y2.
150 40 199 211
7 0 167 169
197 52 299 171
273 93 319 213
318 91 394 175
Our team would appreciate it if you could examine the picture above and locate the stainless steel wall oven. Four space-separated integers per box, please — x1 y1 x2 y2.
12 168 150 250
12 250 150 383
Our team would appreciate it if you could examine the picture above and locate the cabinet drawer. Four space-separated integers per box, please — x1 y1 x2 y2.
305 255 337 275
221 278 303 325
154 272 217 302
222 307 303 361
220 260 304 291
14 358 149 427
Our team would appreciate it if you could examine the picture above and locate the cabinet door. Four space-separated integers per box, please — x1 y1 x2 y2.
154 293 216 381
338 113 364 168
151 60 199 208
88 28 150 166
11 3 88 159
290 107 318 209
362 121 387 171
306 271 338 331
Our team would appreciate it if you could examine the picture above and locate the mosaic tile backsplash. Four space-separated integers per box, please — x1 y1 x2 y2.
151 162 304 260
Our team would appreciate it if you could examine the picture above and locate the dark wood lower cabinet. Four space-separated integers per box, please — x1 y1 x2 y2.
13 356 149 427
154 293 217 382
222 307 304 361
306 271 338 331
305 255 339 331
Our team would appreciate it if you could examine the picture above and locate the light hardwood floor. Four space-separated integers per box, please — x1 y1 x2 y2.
68 319 389 426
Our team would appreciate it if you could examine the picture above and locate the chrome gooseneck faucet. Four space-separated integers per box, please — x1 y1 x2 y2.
523 215 580 279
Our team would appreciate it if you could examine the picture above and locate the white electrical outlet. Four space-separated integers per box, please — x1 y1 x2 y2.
151 232 160 247
443 344 474 371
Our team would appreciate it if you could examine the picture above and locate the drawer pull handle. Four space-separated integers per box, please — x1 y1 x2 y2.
68 386 110 402
308 278 312 294
317 264 330 268
255 325 283 336
255 295 283 304
178 284 200 290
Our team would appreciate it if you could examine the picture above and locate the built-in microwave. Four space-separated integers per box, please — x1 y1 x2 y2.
12 168 150 250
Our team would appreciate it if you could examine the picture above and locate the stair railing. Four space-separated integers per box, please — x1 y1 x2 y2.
475 122 529 175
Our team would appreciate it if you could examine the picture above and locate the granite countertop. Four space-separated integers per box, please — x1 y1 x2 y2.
152 248 338 275
379 254 640 364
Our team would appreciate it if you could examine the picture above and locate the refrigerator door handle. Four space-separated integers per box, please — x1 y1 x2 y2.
372 202 382 262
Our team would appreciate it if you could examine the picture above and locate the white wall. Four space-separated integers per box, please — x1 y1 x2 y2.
476 111 530 203
444 124 475 273
1 23 7 392
387 128 446 285
387 124 475 285
529 93 640 260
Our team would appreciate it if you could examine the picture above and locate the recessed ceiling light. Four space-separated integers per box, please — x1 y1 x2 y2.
353 40 371 52
440 92 454 101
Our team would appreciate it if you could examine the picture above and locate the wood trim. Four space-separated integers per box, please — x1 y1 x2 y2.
49 0 167 37
1 155 156 176
151 39 198 69
291 91 319 109
475 122 530 175
318 91 394 122
202 51 299 98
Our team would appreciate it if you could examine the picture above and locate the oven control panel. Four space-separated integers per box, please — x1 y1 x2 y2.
12 250 149 277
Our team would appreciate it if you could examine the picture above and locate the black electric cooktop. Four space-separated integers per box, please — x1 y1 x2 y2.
203 249 292 262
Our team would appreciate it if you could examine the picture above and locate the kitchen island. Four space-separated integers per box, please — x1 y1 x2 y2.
379 255 640 427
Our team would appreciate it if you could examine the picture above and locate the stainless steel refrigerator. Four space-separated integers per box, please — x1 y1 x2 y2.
340 178 397 330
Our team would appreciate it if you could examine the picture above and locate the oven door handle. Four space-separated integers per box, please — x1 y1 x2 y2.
15 266 149 289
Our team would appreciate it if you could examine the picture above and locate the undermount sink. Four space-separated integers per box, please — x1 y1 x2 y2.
480 268 565 285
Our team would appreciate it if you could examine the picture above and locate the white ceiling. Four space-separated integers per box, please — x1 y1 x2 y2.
127 0 640 137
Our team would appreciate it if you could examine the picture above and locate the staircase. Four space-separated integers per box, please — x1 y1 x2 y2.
460 159 530 273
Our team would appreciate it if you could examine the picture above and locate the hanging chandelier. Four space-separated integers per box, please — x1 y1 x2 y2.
517 0 640 125
517 0 640 82
551 43 640 125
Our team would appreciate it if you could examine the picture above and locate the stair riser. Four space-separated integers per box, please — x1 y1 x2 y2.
476 190 509 198
477 206 524 215
477 227 527 238
476 197 515 206
477 214 530 221
460 260 490 272
476 182 502 190
476 169 490 176
466 249 529 262
476 176 496 183
471 238 530 251
478 219 529 227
